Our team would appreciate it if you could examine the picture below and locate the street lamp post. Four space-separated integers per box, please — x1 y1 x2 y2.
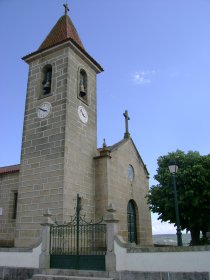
168 162 183 246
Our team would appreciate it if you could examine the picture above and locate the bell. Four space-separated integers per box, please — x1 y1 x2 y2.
80 84 85 92
43 71 52 94
80 84 86 97
43 81 50 89
42 81 51 94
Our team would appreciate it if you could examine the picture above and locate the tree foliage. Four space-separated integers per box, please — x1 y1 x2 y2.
147 150 210 245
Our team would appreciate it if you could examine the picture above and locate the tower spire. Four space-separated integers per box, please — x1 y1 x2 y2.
37 2 85 52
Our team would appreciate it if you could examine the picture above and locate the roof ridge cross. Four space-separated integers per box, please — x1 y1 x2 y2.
63 2 69 16
123 110 130 139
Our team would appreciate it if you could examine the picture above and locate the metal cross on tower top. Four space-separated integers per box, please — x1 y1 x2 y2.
123 110 130 139
63 2 69 15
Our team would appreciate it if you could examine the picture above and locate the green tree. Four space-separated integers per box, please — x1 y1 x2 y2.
147 150 210 245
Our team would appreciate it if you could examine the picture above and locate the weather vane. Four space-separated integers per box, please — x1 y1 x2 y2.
63 1 69 15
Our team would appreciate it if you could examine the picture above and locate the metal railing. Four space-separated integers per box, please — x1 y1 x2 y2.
50 194 106 257
50 223 106 255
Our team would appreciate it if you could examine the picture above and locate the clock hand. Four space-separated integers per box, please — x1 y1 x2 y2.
80 109 85 117
39 108 47 112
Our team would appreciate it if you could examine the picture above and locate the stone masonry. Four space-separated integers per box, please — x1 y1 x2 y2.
95 139 152 245
0 168 19 247
15 42 102 247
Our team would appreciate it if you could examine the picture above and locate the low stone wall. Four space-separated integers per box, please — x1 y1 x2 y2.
115 236 210 273
115 271 210 280
0 267 39 280
0 267 210 280
0 243 41 268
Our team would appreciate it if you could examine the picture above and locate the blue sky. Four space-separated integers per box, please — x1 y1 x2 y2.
0 0 209 234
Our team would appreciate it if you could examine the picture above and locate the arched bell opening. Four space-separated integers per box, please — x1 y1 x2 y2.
78 68 88 104
42 64 52 95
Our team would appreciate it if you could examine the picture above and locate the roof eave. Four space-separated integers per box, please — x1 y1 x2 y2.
98 137 150 176
0 164 20 175
22 38 103 73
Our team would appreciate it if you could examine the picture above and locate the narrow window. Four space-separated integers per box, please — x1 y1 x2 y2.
127 200 137 243
128 164 134 182
12 192 18 219
78 69 88 103
42 65 52 95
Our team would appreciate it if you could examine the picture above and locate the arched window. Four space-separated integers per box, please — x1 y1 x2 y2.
42 65 52 95
127 200 137 243
78 69 88 103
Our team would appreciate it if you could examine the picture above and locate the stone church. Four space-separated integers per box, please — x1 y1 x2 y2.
0 6 152 248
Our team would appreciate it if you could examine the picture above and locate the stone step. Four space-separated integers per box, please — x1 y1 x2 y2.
32 275 114 280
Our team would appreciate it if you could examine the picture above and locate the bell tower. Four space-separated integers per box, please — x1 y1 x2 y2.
15 5 103 247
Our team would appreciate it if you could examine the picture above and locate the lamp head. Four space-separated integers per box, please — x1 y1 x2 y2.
168 160 178 174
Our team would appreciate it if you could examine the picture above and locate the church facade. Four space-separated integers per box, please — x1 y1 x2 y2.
0 7 152 248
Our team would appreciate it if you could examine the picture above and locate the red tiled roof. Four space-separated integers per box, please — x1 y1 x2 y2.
38 14 84 51
22 13 103 73
0 164 20 174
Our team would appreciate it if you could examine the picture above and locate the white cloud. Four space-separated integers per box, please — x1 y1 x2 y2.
132 70 156 85
152 217 176 235
152 214 187 235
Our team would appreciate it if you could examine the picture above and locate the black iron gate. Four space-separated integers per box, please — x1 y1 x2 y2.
50 195 107 270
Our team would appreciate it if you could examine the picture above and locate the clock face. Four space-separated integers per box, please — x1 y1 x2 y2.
128 165 134 182
37 102 52 119
78 105 88 124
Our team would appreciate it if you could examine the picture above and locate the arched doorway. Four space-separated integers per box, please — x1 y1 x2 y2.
127 200 137 243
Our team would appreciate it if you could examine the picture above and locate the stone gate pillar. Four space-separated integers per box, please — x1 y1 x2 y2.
39 209 55 269
104 204 119 272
